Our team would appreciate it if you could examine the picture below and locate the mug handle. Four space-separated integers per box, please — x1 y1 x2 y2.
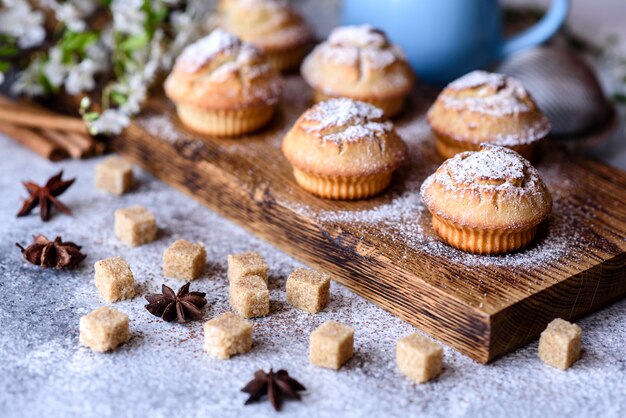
499 0 570 59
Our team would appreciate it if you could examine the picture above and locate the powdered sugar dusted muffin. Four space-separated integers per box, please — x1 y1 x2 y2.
282 98 406 200
427 70 551 159
215 0 314 72
420 144 552 255
301 25 415 117
164 29 282 136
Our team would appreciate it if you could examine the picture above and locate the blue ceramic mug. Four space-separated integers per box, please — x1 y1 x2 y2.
341 0 570 85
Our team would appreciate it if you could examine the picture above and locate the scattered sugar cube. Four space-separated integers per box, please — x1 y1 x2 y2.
396 333 443 383
229 275 269 318
79 306 131 352
538 318 581 370
163 239 206 280
286 268 330 313
227 251 268 284
203 312 253 359
309 320 354 370
114 205 157 247
95 156 134 195
94 256 135 302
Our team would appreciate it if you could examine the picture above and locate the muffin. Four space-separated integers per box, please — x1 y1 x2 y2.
164 29 282 137
282 98 406 200
427 70 551 160
301 25 415 118
420 144 552 255
215 0 314 72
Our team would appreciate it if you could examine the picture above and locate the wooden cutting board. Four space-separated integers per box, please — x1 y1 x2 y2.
112 75 626 363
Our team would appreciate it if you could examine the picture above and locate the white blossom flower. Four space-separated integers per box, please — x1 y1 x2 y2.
100 26 116 50
71 0 98 15
120 74 148 114
0 0 46 48
86 42 109 71
89 109 130 135
0 72 4 85
52 2 86 32
65 58 97 94
111 0 146 36
12 60 44 96
43 47 69 88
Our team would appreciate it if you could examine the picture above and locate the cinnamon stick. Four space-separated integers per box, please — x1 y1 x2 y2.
66 131 96 154
0 106 89 135
0 95 104 158
0 125 68 161
42 130 90 159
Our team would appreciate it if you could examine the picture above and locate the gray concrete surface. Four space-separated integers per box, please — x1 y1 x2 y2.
0 134 625 418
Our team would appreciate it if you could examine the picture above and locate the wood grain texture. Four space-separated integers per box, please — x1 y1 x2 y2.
112 76 626 363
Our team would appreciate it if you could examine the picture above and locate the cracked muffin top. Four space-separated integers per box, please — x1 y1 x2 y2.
281 98 406 178
301 25 414 101
164 29 283 110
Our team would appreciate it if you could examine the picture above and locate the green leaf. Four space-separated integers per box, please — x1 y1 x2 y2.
83 111 100 122
110 91 128 106
0 44 19 57
37 70 56 94
150 6 168 26
61 31 98 60
120 33 149 52
0 61 11 72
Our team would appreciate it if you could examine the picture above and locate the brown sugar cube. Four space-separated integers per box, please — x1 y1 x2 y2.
94 256 135 302
538 318 582 370
229 275 269 318
309 320 354 370
79 306 131 352
227 251 268 284
114 205 157 247
286 268 330 313
396 333 443 383
95 156 134 195
163 240 206 280
203 312 253 359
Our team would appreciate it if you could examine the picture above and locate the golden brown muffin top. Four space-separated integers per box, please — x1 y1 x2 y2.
420 144 552 230
216 0 313 51
301 25 414 100
282 98 406 177
164 29 282 110
427 71 551 146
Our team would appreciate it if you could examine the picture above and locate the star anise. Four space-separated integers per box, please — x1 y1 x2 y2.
145 283 207 323
17 170 76 221
242 369 306 411
16 235 86 269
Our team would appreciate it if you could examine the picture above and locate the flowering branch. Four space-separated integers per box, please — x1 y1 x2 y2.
0 0 209 135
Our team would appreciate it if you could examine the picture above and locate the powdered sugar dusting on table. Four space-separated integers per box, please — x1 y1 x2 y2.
284 108 585 270
139 114 182 144
288 173 581 270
